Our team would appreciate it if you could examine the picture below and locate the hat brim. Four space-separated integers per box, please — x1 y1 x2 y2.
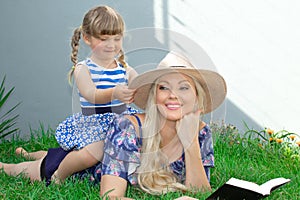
129 68 227 114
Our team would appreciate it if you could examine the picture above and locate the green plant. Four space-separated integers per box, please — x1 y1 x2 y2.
0 75 20 139
1 123 300 199
244 124 300 161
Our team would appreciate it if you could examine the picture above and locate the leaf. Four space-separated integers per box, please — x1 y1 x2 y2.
0 75 20 138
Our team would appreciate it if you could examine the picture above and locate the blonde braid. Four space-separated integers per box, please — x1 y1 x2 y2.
68 27 82 84
117 49 128 68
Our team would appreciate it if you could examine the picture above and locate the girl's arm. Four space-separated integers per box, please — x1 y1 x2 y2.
126 66 138 84
74 65 135 104
74 65 115 104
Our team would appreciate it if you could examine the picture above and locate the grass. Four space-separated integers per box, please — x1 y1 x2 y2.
0 123 299 199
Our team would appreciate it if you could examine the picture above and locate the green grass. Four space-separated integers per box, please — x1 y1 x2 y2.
0 123 299 199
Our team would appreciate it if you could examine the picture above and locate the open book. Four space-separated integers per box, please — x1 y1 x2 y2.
206 177 290 200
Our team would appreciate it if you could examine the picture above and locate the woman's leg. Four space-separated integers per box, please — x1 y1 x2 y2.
0 158 43 181
15 147 47 160
53 141 104 182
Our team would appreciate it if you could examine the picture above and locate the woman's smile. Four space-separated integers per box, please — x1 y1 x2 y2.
165 102 182 110
156 73 197 120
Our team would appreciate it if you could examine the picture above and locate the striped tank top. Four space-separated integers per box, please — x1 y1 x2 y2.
77 58 128 109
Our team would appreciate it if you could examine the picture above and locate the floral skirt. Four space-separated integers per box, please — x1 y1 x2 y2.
55 107 139 150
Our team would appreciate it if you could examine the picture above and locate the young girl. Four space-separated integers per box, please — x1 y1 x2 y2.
15 5 138 183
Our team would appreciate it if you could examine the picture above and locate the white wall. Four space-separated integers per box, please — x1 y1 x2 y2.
153 0 300 134
0 0 155 137
1 0 299 137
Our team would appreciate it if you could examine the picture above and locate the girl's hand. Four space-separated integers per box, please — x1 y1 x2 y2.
176 110 202 150
113 84 135 104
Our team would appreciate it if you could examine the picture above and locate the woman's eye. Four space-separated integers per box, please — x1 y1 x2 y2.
179 86 189 90
159 85 169 90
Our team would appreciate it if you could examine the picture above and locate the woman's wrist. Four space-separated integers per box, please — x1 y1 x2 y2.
184 138 201 157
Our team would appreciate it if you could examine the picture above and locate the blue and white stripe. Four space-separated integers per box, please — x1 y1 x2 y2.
78 58 128 108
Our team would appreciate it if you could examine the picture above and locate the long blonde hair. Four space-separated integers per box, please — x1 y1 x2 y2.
137 76 205 195
68 5 127 83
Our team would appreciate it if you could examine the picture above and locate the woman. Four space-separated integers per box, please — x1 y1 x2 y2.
97 51 227 198
1 52 227 199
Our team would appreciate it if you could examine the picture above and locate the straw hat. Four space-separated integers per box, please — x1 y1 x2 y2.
129 51 227 114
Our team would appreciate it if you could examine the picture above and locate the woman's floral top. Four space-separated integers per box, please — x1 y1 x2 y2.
81 114 214 185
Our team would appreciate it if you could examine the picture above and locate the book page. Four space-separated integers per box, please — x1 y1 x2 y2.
260 178 290 194
227 177 290 196
226 178 261 194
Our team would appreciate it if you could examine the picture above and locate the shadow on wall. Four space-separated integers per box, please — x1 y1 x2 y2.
203 98 262 133
224 99 263 133
123 27 262 133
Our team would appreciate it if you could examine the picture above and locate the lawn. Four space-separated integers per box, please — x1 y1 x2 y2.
0 123 299 199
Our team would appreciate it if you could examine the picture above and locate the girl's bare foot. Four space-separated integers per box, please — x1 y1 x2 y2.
15 147 28 157
0 162 6 173
0 162 13 174
15 148 47 160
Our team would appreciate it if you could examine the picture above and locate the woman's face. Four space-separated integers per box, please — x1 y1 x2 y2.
156 73 198 121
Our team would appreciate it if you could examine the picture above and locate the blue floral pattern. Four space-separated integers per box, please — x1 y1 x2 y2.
55 107 139 150
87 115 214 185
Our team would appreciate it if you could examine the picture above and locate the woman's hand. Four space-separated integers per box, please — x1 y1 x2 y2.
176 110 202 150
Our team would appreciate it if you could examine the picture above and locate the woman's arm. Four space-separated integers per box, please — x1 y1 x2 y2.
100 175 133 200
177 111 211 192
184 136 211 192
99 115 144 199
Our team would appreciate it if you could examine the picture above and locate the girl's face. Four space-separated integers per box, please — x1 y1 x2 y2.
84 34 123 60
156 73 198 121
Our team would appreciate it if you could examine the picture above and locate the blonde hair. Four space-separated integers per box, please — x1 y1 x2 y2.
137 75 205 195
68 6 127 83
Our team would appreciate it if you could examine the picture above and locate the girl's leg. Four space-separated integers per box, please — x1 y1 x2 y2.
53 141 104 182
15 147 47 160
0 158 43 181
